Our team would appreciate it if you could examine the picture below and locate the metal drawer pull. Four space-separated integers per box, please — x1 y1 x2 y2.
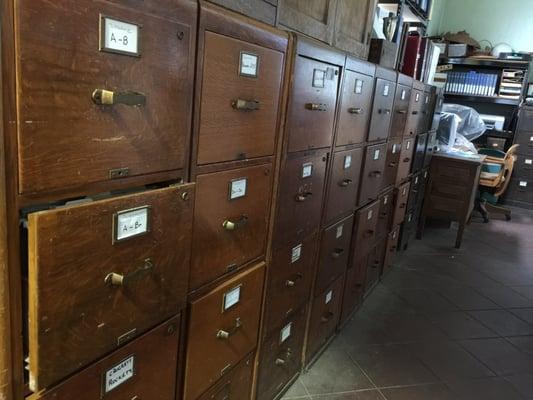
412 111 419 115
286 273 304 287
348 107 363 114
339 179 353 187
216 318 242 340
275 348 293 366
92 89 146 106
389 162 397 167
305 103 327 111
321 311 334 323
378 109 391 115
331 248 345 259
232 99 260 111
396 109 408 114
222 215 248 231
295 192 313 202
105 258 153 287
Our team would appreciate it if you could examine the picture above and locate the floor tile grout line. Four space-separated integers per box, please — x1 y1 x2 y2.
347 351 387 399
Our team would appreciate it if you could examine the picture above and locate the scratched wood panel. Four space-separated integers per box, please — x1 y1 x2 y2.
333 0 377 58
205 0 278 25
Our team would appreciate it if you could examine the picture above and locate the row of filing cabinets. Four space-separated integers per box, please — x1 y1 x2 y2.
11 1 439 400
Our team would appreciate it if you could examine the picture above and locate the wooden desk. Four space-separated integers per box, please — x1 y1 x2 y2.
418 152 485 248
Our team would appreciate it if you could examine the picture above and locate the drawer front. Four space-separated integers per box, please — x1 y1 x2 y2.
191 164 272 290
27 185 194 390
384 138 402 188
383 227 400 276
390 84 412 138
324 147 364 224
486 137 507 152
16 0 196 194
514 130 533 151
257 308 306 400
406 173 422 212
518 108 533 132
197 31 284 164
431 95 444 131
340 255 366 325
418 91 432 134
424 131 437 168
353 200 380 257
393 182 411 226
368 79 395 142
34 317 180 400
198 353 254 400
336 71 374 147
185 263 265 400
376 189 394 240
515 154 533 180
399 209 418 250
263 233 317 338
316 215 354 293
396 137 415 184
275 151 328 246
358 143 388 205
287 56 340 153
364 240 386 294
506 178 533 204
405 90 423 137
412 132 428 173
306 277 344 361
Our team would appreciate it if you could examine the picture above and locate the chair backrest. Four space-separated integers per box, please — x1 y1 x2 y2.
494 144 520 197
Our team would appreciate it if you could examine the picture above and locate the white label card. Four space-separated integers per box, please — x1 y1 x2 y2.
291 244 302 263
355 79 364 94
408 213 413 222
223 286 241 311
302 163 313 178
392 144 398 154
101 17 140 56
115 207 149 242
530 136 533 142
403 188 407 195
313 69 326 88
383 84 390 97
230 178 247 200
368 210 373 220
325 290 333 304
407 141 411 150
525 159 533 165
336 225 344 239
415 177 419 184
415 93 420 102
240 52 259 77
374 149 380 160
104 356 135 393
425 95 429 104
280 322 292 343
401 90 406 100
384 195 388 205
520 181 528 187
344 155 352 169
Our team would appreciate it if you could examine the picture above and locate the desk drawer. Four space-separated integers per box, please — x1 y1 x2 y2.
352 200 380 257
185 263 265 400
324 147 364 224
390 84 412 138
515 154 533 180
359 143 387 205
191 164 272 290
384 138 402 188
376 189 394 240
392 182 411 226
507 178 533 204
197 29 285 164
368 78 395 142
27 185 194 390
396 137 415 184
340 255 366 324
33 317 180 400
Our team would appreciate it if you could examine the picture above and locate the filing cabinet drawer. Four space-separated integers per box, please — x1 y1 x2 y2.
27 185 194 390
274 151 328 246
376 189 394 240
191 164 272 290
382 227 400 276
412 132 428 173
306 276 344 361
392 182 411 226
506 178 533 204
352 200 380 258
16 0 196 194
33 316 180 400
257 307 306 400
263 234 317 338
405 90 423 137
516 154 533 180
368 78 395 142
514 130 533 151
396 136 415 184
406 173 422 212
316 215 354 293
324 147 364 224
196 28 285 164
336 71 375 146
384 138 402 188
399 209 418 251
431 94 444 131
364 239 386 295
424 130 438 168
340 254 366 325
418 91 432 134
185 263 265 400
287 56 340 153
390 84 412 138
198 353 254 400
359 143 387 205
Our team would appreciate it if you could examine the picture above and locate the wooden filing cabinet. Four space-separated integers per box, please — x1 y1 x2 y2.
335 58 376 147
352 200 380 258
376 189 394 240
389 74 413 139
15 0 197 195
27 185 194 391
384 138 402 189
359 142 387 205
396 136 415 185
367 67 396 142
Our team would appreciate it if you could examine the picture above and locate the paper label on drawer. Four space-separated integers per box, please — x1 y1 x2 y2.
368 210 373 220
401 89 406 100
525 159 533 165
425 95 429 104
229 178 247 200
302 163 313 178
239 52 259 77
280 322 292 343
114 206 150 242
403 187 407 195
313 69 326 88
424 171 428 178
223 285 241 311
384 195 388 205
374 149 381 160
408 213 413 222
383 84 390 97
336 225 344 238
355 79 364 94
415 176 419 184
407 141 411 150
100 17 140 56
530 136 533 142
392 144 399 154
325 290 333 304
291 244 302 263
344 155 352 169
519 181 528 187
104 355 135 393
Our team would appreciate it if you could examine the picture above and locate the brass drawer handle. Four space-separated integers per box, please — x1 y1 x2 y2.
378 109 391 115
305 103 327 111
105 258 153 287
339 179 353 187
295 192 313 202
348 107 363 114
92 89 146 106
396 109 408 114
331 248 345 259
275 348 293 366
222 215 248 231
321 311 334 323
232 99 260 111
217 317 242 340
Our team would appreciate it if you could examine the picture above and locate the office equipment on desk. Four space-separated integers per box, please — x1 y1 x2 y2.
418 152 486 248
479 114 505 131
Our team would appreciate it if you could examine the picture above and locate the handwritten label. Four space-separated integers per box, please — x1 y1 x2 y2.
325 290 333 304
336 225 344 239
519 181 528 187
344 155 352 169
302 163 313 178
374 149 380 160
229 178 247 200
291 244 302 263
525 159 532 165
223 286 241 311
114 207 149 242
104 356 135 393
392 144 399 154
240 52 258 77
355 79 364 94
280 322 292 343
101 17 140 56
313 69 326 88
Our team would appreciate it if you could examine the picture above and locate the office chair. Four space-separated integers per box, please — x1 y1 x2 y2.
477 144 519 222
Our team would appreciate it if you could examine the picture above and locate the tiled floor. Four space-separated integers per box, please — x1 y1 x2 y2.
283 207 533 400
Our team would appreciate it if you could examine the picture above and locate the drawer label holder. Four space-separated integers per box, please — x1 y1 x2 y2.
229 178 247 200
103 355 135 394
113 206 151 243
239 52 259 78
99 15 141 57
223 285 242 312
280 322 292 343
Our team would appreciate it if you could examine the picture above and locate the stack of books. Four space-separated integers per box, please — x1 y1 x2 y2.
444 71 499 97
499 69 524 99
